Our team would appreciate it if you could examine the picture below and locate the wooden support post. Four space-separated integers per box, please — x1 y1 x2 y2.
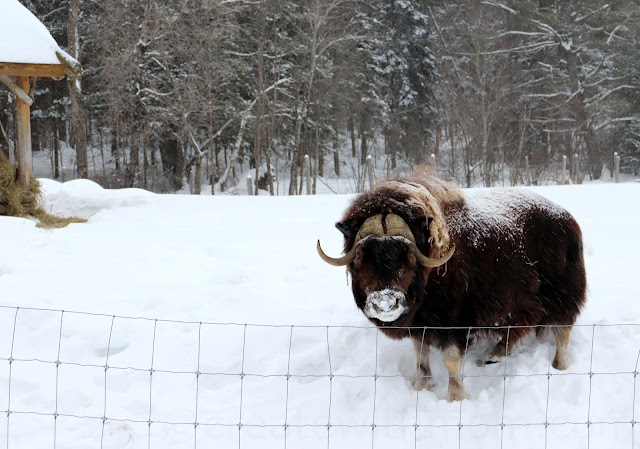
16 76 32 188
304 154 311 195
573 153 580 184
614 152 620 183
525 156 530 186
430 153 437 172
367 155 375 190
247 174 253 195
562 155 567 184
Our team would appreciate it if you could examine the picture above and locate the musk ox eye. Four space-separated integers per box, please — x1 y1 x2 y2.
408 252 415 259
355 252 363 260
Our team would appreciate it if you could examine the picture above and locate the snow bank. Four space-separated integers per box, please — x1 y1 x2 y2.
38 178 153 219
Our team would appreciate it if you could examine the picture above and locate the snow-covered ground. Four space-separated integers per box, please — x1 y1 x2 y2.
0 179 639 448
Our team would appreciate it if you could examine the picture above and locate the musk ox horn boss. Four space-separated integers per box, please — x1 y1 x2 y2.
317 169 586 402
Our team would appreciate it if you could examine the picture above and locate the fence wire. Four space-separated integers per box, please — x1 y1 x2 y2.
0 304 639 449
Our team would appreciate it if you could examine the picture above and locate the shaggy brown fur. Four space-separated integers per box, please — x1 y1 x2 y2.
330 168 587 399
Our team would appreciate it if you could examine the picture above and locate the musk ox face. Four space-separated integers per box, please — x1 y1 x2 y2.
318 213 455 328
350 235 419 324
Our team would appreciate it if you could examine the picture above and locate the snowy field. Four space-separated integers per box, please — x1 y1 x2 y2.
0 179 639 449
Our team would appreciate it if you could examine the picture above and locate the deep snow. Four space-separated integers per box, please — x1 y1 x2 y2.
0 179 638 448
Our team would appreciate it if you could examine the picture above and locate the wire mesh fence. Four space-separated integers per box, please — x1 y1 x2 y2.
0 304 639 449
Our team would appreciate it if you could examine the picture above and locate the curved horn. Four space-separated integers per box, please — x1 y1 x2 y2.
317 240 357 266
317 215 384 267
415 245 455 268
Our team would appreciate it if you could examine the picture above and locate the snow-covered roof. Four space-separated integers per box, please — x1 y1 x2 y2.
0 0 65 65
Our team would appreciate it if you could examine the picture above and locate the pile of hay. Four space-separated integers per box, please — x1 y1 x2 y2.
0 151 86 229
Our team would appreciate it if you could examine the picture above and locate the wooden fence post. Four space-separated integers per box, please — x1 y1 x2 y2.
16 76 32 188
614 152 620 183
525 156 530 186
573 153 580 184
367 155 375 190
430 153 437 172
247 174 253 195
304 154 311 195
562 155 567 184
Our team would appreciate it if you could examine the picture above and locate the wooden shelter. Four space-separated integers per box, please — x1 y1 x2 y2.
0 0 81 190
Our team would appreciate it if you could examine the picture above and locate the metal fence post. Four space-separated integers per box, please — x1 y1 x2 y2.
247 174 253 195
614 152 620 183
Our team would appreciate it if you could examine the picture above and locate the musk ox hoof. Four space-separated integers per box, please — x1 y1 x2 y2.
446 387 470 402
412 375 435 391
552 358 569 371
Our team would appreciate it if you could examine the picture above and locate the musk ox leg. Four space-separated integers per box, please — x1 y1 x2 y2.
411 339 434 391
552 326 572 370
443 345 470 402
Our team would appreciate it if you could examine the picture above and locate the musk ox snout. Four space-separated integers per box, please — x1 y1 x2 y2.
365 289 407 322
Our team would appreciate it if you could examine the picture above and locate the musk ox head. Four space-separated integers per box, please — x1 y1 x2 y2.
317 213 454 327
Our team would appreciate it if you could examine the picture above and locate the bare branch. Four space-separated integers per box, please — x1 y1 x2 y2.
574 4 610 23
585 85 640 105
187 117 234 156
480 1 516 15
594 116 640 131
607 25 625 44
40 6 66 20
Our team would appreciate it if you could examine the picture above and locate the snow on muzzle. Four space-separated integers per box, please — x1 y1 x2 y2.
364 289 407 322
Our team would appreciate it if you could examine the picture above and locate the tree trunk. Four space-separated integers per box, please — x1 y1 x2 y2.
348 116 356 158
111 121 120 172
253 4 265 195
53 124 60 179
194 152 202 195
265 128 275 195
386 125 398 170
361 132 368 167
67 0 88 179
318 131 324 177
565 48 594 182
219 104 253 191
313 125 320 194
333 121 340 176
289 89 301 195
434 124 441 158
159 128 183 191
142 135 148 188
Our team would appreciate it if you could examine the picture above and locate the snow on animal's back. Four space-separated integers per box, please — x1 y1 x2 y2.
448 188 573 249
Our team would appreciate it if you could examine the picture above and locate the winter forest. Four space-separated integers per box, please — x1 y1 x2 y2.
2 0 639 194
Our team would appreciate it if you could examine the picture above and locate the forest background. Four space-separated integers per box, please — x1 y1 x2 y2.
1 0 639 194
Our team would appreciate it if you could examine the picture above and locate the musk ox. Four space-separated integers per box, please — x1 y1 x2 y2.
317 169 586 402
